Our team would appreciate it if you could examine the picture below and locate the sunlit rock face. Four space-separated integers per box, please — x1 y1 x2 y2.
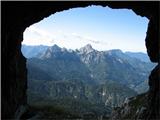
79 44 95 54
2 2 159 119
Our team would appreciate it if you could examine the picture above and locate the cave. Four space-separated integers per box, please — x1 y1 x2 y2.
2 1 160 119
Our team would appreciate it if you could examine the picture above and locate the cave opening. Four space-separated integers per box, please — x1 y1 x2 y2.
2 1 159 119
20 5 155 119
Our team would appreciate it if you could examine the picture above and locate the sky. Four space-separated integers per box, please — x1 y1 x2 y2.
22 5 149 53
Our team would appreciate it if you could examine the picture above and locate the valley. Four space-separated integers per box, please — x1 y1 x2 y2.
22 44 155 119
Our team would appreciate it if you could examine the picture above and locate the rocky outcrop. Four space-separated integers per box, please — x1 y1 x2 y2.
110 93 149 119
2 1 159 119
79 44 95 54
148 64 160 119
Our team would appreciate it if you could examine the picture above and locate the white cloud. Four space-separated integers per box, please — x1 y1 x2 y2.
22 27 146 53
22 27 109 51
22 26 55 46
29 26 49 36
71 33 108 45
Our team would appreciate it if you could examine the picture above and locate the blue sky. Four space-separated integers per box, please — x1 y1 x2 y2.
22 5 149 53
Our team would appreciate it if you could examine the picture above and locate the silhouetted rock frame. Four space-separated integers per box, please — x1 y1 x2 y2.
2 1 160 119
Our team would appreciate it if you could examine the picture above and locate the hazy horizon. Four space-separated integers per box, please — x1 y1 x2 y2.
22 5 149 53
22 44 149 54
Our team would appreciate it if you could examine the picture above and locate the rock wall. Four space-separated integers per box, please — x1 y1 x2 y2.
148 64 160 119
2 1 159 119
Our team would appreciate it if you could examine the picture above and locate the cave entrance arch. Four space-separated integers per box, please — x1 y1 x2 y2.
21 4 152 119
2 2 159 119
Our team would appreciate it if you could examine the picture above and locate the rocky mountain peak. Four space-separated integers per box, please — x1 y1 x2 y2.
38 45 61 59
50 44 61 52
79 44 94 54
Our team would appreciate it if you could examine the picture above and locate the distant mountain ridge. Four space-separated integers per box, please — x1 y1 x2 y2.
23 44 155 117
125 51 150 62
21 44 150 61
24 44 155 92
21 44 49 58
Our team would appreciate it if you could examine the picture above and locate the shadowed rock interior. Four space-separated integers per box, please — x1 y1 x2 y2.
2 1 159 119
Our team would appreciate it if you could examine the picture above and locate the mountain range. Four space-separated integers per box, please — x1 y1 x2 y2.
22 44 155 118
